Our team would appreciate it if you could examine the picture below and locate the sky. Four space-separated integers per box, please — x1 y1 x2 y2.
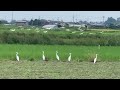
0 11 120 22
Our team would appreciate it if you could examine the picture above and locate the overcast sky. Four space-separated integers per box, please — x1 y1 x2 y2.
0 11 120 22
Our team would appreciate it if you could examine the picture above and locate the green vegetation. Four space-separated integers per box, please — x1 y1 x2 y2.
0 60 120 79
0 24 120 45
0 44 120 61
0 25 119 79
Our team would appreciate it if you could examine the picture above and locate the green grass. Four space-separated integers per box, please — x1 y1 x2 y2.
1 24 120 35
0 44 120 61
0 25 120 79
0 60 120 79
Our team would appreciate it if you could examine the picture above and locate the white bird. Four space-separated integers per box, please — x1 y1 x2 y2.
72 31 76 33
89 33 94 34
10 29 15 31
80 33 83 35
43 31 47 33
94 54 97 64
16 52 19 61
68 53 71 61
100 31 103 33
42 51 45 61
36 30 39 32
66 29 70 31
27 29 31 30
98 45 100 49
56 51 60 60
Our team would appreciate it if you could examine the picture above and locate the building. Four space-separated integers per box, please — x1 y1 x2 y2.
16 20 28 26
42 25 58 30
89 22 105 28
69 24 86 27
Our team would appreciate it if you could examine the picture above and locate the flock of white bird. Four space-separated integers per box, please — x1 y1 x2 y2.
16 51 97 64
10 28 48 33
16 51 72 62
42 51 72 62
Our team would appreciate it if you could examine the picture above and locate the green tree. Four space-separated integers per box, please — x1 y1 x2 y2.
33 19 38 26
105 17 116 27
29 19 34 25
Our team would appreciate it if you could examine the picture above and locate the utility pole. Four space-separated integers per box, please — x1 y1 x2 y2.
57 17 59 21
12 11 13 21
52 19 54 24
11 11 13 24
103 16 105 23
31 17 33 26
76 19 77 23
5 16 6 21
103 16 105 27
57 17 59 25
73 14 74 27
38 16 40 26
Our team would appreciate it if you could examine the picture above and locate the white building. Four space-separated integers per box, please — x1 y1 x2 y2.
69 24 86 27
42 25 58 30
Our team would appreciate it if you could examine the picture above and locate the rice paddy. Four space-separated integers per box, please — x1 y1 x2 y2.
0 44 120 62
0 25 120 79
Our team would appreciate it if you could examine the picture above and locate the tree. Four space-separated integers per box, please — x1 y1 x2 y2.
33 19 38 26
64 23 69 28
10 20 16 24
117 17 120 22
29 19 49 26
0 20 8 24
104 17 116 27
29 19 34 25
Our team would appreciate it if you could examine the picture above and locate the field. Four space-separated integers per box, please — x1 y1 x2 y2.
0 44 120 61
0 25 120 79
0 44 119 79
0 60 120 79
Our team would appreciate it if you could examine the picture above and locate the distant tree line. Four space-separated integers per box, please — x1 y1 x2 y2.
0 20 8 24
1 17 120 29
24 17 120 29
28 17 120 28
28 19 63 26
29 19 49 26
104 17 120 29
